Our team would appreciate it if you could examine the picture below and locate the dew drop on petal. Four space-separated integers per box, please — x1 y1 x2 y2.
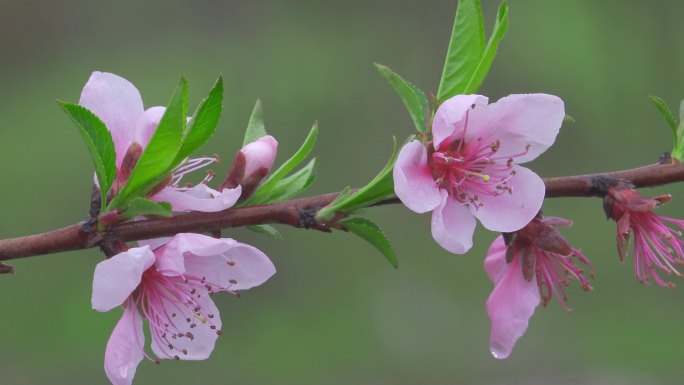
490 342 509 360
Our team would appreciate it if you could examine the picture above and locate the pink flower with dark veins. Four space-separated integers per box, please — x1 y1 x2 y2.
80 71 244 213
603 185 684 287
484 215 592 359
91 233 276 385
393 94 565 253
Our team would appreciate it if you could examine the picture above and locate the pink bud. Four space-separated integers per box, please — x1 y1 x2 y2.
220 135 278 200
241 135 278 178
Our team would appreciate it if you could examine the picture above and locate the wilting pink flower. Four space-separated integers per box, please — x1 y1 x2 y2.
484 215 591 359
92 233 276 385
603 185 684 287
220 135 279 200
80 71 242 212
394 94 564 254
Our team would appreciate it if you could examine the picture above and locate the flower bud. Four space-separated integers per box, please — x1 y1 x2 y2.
221 135 278 200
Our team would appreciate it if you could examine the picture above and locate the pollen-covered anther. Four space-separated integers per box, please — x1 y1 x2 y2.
489 140 500 152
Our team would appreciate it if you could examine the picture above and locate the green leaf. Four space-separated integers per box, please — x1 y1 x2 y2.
374 63 429 134
59 102 116 210
110 77 188 208
120 197 172 220
463 1 509 94
340 217 398 268
649 95 677 139
671 100 684 161
317 138 398 221
242 99 268 146
247 224 283 240
248 122 318 202
257 158 317 203
175 76 224 163
563 114 576 124
437 0 485 100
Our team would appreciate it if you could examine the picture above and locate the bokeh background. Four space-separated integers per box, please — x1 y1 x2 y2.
1 0 684 384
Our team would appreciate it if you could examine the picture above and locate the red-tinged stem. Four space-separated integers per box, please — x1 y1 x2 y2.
1 161 684 262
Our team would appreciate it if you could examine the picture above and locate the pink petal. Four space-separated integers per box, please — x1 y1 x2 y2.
153 233 234 277
471 165 545 233
432 94 488 149
160 233 276 291
242 135 278 177
541 216 573 228
486 254 540 359
152 184 242 212
465 94 565 164
484 236 508 282
137 237 173 251
431 191 477 254
393 140 442 213
149 288 222 361
104 302 145 385
133 106 165 150
92 246 155 312
79 72 145 167
187 241 277 291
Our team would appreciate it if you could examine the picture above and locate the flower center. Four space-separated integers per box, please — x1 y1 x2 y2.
136 267 226 360
430 136 529 207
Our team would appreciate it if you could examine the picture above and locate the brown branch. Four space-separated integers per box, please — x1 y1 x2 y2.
1 161 684 262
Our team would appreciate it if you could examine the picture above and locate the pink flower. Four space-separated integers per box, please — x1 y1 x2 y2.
484 215 591 359
91 233 276 385
220 135 279 199
393 94 564 253
603 186 684 287
80 71 242 212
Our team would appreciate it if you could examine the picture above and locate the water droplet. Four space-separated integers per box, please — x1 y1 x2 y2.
490 342 508 359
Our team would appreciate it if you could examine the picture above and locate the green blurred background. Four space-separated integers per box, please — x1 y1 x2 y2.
1 0 684 384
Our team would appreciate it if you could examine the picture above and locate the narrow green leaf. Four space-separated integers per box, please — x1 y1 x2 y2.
59 102 116 209
672 100 684 161
374 63 429 134
242 99 267 146
649 95 677 139
463 1 509 94
175 76 224 162
247 224 283 240
317 138 397 221
437 0 486 100
257 158 317 203
341 217 398 268
563 114 576 124
120 197 172 220
110 78 188 208
678 99 684 138
248 122 318 202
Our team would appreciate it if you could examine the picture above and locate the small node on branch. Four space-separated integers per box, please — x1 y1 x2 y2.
99 238 128 258
588 175 629 198
659 152 673 165
0 263 15 274
299 207 331 232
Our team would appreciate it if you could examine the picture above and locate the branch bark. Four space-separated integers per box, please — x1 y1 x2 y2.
1 161 683 262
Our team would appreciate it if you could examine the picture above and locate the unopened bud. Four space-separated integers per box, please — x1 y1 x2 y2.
118 142 143 183
220 135 278 200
